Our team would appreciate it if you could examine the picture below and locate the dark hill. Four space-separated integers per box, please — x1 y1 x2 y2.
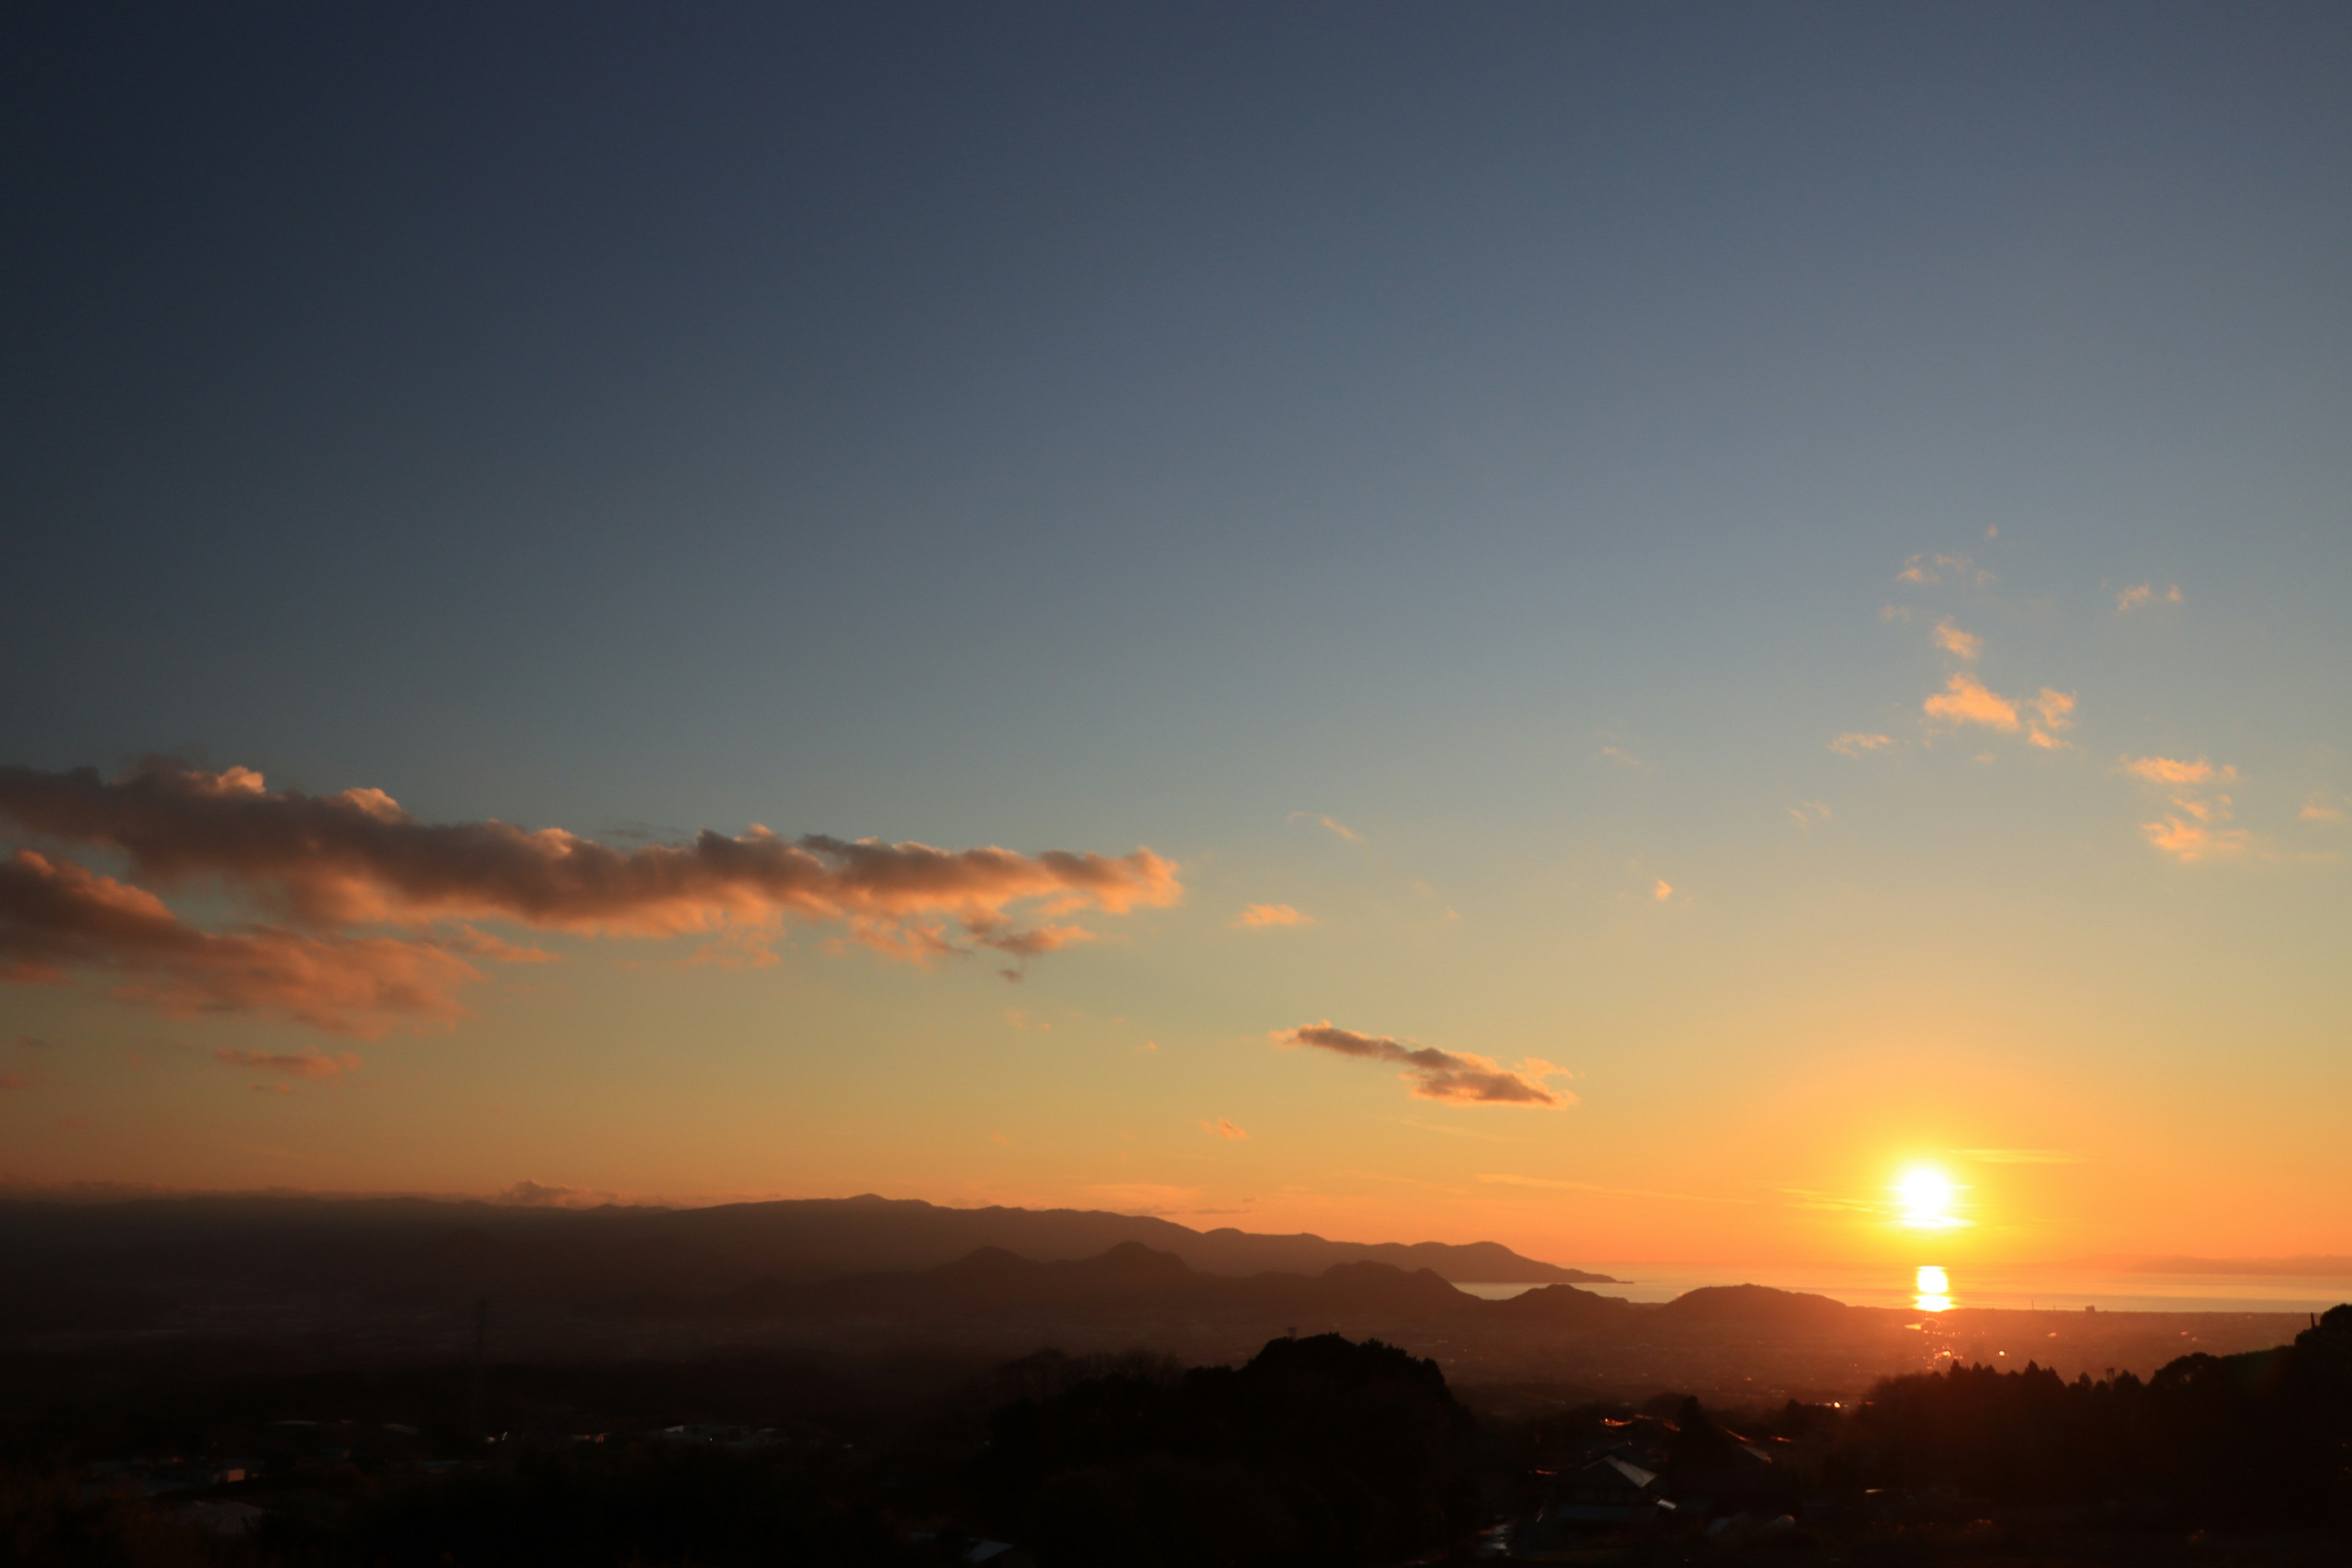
1653 1283 1853 1328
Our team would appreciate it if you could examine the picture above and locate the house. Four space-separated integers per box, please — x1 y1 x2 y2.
1510 1455 1667 1551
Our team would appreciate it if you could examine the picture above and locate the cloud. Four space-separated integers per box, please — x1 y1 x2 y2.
1232 903 1311 929
0 760 1179 1025
0 760 1178 938
2123 755 2256 862
1923 673 2018 731
1291 813 1363 844
499 1178 616 1208
2124 756 2230 787
2024 689 2076 749
0 1071 35 1090
1897 552 1995 588
1787 801 1831 829
1923 676 2076 747
1202 1117 1249 1140
1082 1182 1207 1215
1651 879 1673 902
1830 732 1896 758
0 849 483 1035
216 1048 361 1080
2117 583 2183 612
2141 815 2254 863
1953 1147 2086 1165
2302 795 2348 824
1272 1021 1570 1108
1932 621 1982 661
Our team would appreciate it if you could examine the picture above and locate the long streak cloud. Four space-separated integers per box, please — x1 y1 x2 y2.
0 760 1180 1031
1273 1021 1569 1107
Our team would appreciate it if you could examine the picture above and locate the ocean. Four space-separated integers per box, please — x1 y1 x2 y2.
1455 1262 2352 1315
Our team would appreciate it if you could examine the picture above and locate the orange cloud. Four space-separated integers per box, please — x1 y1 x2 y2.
2302 795 2347 824
1897 552 1995 588
1923 672 2018 730
1273 1021 1570 1108
216 1048 361 1080
1202 1117 1249 1140
1232 903 1311 929
2117 583 2183 612
0 850 480 1035
2024 688 2076 749
0 759 1177 972
1922 676 2076 747
2141 816 2253 862
1651 879 1673 902
2124 756 2228 786
1830 732 1895 758
1932 621 1981 661
2122 753 2255 862
1290 812 1363 844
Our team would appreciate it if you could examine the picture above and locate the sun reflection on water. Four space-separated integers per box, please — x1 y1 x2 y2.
1914 1264 1952 1312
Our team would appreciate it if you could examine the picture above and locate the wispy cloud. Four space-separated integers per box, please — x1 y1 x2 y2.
500 1178 617 1208
1232 903 1311 929
216 1048 361 1080
1 850 483 1035
1897 552 1995 589
1083 1182 1208 1215
1202 1117 1249 1140
1923 676 2076 748
1290 812 1363 844
0 760 1178 1028
1932 620 1981 661
2302 794 2348 824
2024 689 2076 749
2124 755 2255 862
2124 756 2231 787
1787 801 1832 829
1830 732 1896 758
1273 1021 1570 1108
2141 815 2255 862
1953 1147 2086 1165
2116 583 2184 613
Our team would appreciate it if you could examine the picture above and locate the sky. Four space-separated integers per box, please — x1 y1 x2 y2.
4 3 2350 1268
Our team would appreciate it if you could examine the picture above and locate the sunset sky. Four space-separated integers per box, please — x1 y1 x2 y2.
5 4 2350 1267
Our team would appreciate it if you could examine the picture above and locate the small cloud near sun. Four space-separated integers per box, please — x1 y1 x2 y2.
1202 1117 1248 1140
1289 812 1362 844
1652 879 1673 902
1932 620 1981 662
1232 903 1312 929
2116 583 2183 613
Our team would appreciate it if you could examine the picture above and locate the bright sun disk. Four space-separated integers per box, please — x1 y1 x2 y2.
1898 1166 1956 1228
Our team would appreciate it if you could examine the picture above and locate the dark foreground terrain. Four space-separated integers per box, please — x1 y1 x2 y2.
6 1311 2351 1566
6 1196 2346 1564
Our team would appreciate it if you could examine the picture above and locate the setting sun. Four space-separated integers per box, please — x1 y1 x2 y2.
1898 1167 1959 1229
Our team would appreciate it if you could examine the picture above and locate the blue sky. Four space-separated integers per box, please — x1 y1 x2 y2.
4 4 2349 1262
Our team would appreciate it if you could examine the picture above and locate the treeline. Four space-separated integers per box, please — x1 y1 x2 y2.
960 1334 1477 1568
1836 1304 2352 1522
0 1335 1479 1568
